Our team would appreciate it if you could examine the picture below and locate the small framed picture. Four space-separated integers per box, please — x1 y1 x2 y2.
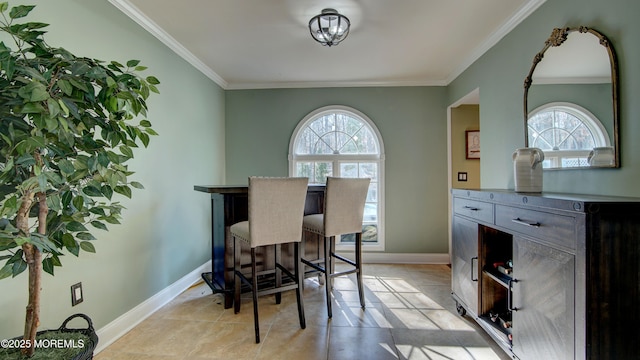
466 130 480 159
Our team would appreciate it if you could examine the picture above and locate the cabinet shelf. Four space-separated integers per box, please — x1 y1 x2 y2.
479 314 512 347
483 266 512 288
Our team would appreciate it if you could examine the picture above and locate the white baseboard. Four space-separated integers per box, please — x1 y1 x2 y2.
337 252 451 264
94 261 211 354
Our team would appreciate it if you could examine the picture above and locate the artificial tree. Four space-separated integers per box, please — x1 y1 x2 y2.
0 3 159 357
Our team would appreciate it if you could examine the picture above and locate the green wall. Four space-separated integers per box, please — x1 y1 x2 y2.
225 87 449 254
0 0 226 338
448 0 640 196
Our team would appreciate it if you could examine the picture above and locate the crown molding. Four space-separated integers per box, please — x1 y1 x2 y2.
108 0 228 89
225 79 448 90
446 0 547 84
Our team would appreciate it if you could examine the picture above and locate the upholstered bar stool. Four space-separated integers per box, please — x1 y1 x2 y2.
231 176 308 343
301 176 370 318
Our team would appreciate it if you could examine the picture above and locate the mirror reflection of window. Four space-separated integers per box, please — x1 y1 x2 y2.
528 102 610 168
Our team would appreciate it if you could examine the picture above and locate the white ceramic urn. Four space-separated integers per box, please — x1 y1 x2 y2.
587 146 615 167
513 148 544 193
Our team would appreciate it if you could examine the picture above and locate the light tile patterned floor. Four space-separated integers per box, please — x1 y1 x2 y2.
95 264 510 360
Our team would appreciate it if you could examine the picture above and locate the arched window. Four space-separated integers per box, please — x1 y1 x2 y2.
528 102 610 168
289 106 385 250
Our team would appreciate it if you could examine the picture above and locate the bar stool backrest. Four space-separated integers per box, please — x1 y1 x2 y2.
323 177 371 237
248 176 309 248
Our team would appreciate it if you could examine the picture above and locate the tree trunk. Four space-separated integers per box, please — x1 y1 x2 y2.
21 243 41 357
15 190 35 356
16 190 47 357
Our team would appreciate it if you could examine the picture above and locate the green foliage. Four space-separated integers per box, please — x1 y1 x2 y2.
0 2 159 279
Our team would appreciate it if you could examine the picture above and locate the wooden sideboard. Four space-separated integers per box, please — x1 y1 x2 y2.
451 189 640 360
194 185 325 308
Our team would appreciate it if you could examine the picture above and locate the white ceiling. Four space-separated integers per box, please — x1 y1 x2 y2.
109 0 545 90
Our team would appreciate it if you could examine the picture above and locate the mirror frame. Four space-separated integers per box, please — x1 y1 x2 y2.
523 26 620 168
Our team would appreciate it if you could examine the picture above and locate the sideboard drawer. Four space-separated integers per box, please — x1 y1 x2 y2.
495 205 576 250
453 198 494 224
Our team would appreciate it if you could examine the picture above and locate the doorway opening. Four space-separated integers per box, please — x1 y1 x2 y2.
449 89 480 191
447 88 480 263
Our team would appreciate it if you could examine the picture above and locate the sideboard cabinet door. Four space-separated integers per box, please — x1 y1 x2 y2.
452 215 479 315
512 236 575 360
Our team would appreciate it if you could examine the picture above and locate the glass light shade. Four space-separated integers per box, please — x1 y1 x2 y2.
308 8 350 47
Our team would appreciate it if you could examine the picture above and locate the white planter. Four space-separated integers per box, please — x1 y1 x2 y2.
513 148 544 193
587 146 615 166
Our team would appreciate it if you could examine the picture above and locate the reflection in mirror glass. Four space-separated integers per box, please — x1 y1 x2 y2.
528 103 610 168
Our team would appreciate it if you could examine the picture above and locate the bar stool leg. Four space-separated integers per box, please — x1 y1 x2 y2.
356 232 365 309
251 248 260 343
234 237 241 314
295 242 306 329
275 244 282 304
317 233 325 285
324 235 333 318
329 236 336 289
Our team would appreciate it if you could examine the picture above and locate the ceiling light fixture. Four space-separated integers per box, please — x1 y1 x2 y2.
308 8 350 47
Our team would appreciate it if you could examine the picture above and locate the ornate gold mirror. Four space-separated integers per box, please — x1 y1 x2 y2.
523 26 619 169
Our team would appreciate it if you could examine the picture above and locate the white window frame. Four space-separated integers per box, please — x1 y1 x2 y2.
288 105 385 251
528 102 610 168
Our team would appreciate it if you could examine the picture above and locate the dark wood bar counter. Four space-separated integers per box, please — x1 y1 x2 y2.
194 184 325 308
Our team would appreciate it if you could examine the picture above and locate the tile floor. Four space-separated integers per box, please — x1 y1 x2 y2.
95 264 511 360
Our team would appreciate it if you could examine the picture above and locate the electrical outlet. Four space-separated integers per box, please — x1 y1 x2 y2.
71 282 83 306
